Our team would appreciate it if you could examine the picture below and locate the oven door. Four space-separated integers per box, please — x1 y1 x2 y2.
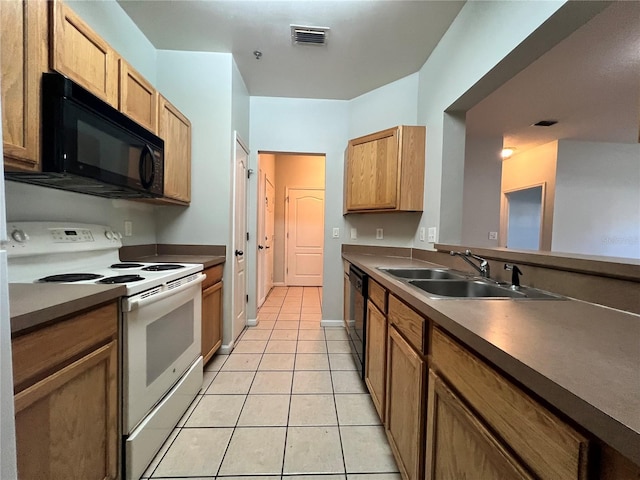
122 274 204 433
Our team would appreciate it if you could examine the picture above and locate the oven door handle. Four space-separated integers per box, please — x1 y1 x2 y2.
124 273 206 311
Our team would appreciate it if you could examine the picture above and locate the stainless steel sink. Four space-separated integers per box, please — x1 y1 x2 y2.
409 280 524 298
408 279 564 299
379 268 466 280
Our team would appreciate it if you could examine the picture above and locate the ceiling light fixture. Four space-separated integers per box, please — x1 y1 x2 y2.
501 147 516 159
253 50 262 60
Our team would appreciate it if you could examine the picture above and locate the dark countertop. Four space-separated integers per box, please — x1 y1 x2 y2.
343 252 640 466
128 254 225 269
9 283 126 336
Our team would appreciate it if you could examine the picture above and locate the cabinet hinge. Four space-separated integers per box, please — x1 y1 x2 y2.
286 196 289 203
246 232 249 241
246 294 249 303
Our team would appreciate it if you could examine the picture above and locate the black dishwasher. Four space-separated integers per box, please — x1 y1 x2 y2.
347 265 368 379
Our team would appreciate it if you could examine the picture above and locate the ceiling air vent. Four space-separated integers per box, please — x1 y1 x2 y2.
533 119 558 127
291 25 329 46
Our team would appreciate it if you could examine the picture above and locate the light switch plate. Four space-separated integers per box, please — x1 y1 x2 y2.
124 220 133 237
419 227 425 241
350 228 357 240
489 231 498 240
376 228 383 239
332 227 340 238
427 227 437 243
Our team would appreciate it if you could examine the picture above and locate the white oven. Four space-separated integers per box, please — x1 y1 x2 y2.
122 272 205 480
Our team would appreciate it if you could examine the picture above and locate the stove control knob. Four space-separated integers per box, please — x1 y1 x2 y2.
105 231 114 240
11 229 29 243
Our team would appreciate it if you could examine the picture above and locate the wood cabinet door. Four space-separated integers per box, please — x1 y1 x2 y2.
202 281 223 364
365 300 387 422
385 325 426 480
119 59 158 133
51 0 118 106
425 370 534 480
158 95 191 203
346 129 398 211
14 340 118 480
1 0 47 171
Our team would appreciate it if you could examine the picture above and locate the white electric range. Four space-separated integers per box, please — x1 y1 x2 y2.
7 222 204 480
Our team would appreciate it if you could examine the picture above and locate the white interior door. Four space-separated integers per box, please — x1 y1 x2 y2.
285 188 324 286
265 178 275 293
232 135 248 342
257 170 267 307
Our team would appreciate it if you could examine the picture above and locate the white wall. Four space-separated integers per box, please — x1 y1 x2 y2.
155 51 233 246
249 97 349 321
416 0 569 249
462 135 503 247
553 140 640 258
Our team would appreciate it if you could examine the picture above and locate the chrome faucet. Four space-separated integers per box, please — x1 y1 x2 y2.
450 249 491 278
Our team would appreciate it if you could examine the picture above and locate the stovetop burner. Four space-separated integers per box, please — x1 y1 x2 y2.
110 263 144 269
97 275 146 284
38 273 104 283
142 264 185 271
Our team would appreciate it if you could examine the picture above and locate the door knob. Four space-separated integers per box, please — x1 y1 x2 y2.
258 245 264 250
235 250 244 256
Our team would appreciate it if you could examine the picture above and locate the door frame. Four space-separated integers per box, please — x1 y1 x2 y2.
230 131 249 347
284 186 325 286
256 168 267 307
500 182 547 250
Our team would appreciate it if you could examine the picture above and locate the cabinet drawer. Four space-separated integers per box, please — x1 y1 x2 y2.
202 264 223 290
368 278 387 313
432 328 590 480
12 302 118 392
388 295 425 354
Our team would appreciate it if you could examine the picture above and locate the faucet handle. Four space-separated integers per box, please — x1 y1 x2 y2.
504 263 523 288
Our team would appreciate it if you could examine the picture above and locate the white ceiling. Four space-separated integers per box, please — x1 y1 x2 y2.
466 1 640 153
117 0 465 100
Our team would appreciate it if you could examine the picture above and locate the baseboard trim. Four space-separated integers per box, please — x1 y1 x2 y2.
273 282 286 287
219 341 235 355
320 319 344 328
247 318 258 327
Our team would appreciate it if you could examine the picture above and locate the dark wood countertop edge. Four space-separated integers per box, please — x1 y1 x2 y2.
434 244 640 282
10 285 125 336
342 251 640 466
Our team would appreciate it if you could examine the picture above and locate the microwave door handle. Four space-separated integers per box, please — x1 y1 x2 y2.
123 274 205 311
139 144 155 189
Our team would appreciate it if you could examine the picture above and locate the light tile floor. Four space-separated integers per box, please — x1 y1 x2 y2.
142 286 400 480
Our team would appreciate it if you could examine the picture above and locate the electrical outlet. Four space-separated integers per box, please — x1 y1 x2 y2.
488 231 498 240
376 228 383 240
332 227 340 238
124 220 133 237
427 227 437 243
419 227 425 242
350 228 357 240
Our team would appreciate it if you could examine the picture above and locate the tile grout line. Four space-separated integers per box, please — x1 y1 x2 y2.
325 321 349 477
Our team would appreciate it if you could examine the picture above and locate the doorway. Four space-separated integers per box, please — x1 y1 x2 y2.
231 133 249 343
256 152 326 305
503 185 544 250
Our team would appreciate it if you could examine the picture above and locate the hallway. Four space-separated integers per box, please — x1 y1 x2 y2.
141 286 400 479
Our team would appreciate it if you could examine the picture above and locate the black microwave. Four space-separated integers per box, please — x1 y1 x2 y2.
6 72 164 199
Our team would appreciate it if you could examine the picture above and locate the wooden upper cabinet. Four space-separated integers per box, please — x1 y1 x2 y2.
1 0 48 172
158 94 191 204
345 125 425 213
119 59 158 133
51 0 118 106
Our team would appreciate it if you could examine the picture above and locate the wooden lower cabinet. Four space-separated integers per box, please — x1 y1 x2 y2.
12 302 119 480
365 299 387 421
385 325 426 480
425 370 534 480
202 265 223 364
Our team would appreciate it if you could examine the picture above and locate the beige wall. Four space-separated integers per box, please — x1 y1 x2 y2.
273 154 326 283
500 141 557 251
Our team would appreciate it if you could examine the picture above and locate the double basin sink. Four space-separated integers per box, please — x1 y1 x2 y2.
379 268 563 300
